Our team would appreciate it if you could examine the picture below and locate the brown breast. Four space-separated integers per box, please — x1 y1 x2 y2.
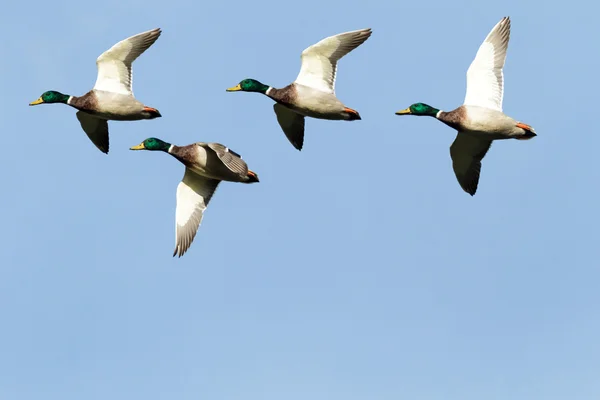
69 91 99 112
267 84 297 105
438 106 467 130
170 145 198 167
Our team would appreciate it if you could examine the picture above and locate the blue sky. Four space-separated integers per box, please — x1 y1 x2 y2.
2 0 599 399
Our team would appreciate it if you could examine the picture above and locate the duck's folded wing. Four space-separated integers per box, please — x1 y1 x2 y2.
450 133 493 196
205 143 249 176
174 168 220 257
463 17 510 112
76 111 109 154
93 28 161 96
273 103 305 151
294 28 372 94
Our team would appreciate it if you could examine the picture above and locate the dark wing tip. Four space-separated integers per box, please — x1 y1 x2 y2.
292 140 303 151
465 181 478 196
462 185 476 196
356 28 373 44
173 246 187 258
291 130 304 150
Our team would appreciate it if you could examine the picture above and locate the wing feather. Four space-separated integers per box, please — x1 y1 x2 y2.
173 168 220 257
75 111 109 153
294 28 372 94
273 104 306 150
463 17 510 111
93 28 161 96
450 133 493 196
205 143 249 176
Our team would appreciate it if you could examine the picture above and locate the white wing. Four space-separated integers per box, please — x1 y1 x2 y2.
294 28 372 94
463 17 510 111
75 111 109 153
174 168 220 257
93 28 161 96
450 133 493 196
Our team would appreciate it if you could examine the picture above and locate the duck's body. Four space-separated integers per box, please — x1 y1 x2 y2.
227 28 372 150
130 138 259 258
396 17 536 196
66 90 161 121
267 84 359 121
169 143 257 183
30 28 162 154
438 105 536 140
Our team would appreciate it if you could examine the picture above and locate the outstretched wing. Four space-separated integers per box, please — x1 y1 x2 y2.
450 133 493 196
173 168 220 257
294 28 372 94
75 111 109 154
273 104 306 150
93 28 161 96
463 17 510 111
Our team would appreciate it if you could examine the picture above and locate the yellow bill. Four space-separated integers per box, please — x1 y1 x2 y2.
29 97 44 106
130 143 146 150
226 84 242 92
395 107 412 115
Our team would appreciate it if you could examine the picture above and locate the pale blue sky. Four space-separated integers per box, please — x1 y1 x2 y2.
2 0 599 399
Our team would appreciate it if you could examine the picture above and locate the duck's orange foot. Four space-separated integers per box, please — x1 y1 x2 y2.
246 170 259 183
143 106 162 118
516 122 532 130
516 121 537 140
344 107 361 121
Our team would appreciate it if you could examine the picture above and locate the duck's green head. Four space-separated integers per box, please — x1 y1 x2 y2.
396 103 440 117
226 79 269 94
130 137 172 152
29 90 70 106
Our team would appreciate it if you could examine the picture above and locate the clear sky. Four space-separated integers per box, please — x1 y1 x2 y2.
2 0 599 399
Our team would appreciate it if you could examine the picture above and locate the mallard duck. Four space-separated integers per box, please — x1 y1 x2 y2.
130 138 259 257
226 28 372 151
396 17 536 196
29 28 162 154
